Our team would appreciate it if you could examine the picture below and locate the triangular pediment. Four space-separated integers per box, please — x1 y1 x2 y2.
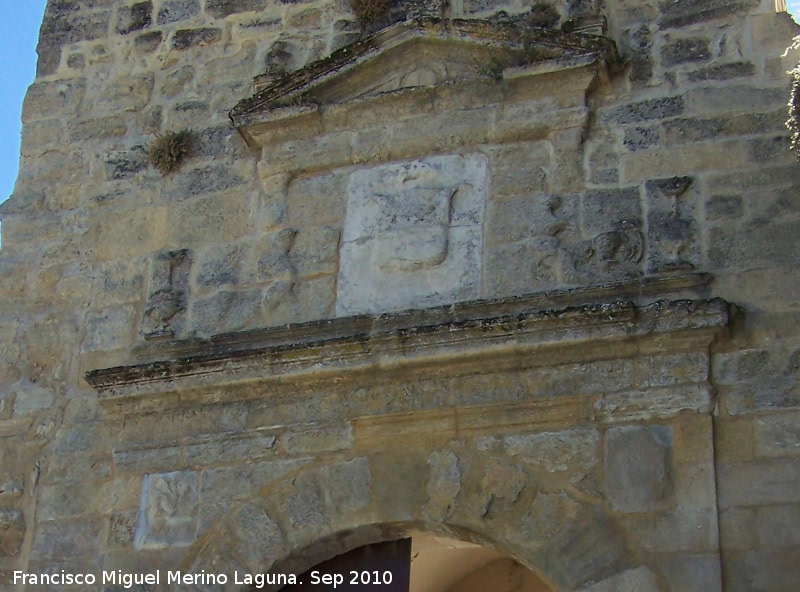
230 18 618 148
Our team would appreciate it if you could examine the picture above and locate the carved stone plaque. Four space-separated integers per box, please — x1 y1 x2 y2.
336 154 487 316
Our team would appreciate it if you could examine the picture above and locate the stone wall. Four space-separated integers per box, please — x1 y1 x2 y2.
0 0 799 590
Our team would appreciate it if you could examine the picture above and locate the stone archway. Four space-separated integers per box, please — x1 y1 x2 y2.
178 441 664 592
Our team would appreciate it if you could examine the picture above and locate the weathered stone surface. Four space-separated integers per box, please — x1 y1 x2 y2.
337 154 486 316
283 424 352 455
605 425 673 512
505 428 599 473
320 457 371 513
158 0 200 24
578 566 660 592
31 517 105 559
172 28 221 50
116 2 152 35
516 491 580 548
600 96 684 125
228 503 286 572
135 471 200 549
206 0 271 18
424 449 461 521
662 37 711 66
0 508 25 556
4 0 800 587
658 0 759 29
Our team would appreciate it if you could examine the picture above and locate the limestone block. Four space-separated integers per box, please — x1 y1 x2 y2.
423 449 461 521
484 141 551 199
253 228 296 283
624 125 661 152
157 0 200 24
11 379 56 417
116 2 152 35
190 288 264 337
708 220 800 271
0 508 25 556
599 96 684 126
686 61 756 82
756 504 800 547
172 28 222 50
167 191 252 246
283 424 353 455
753 412 800 457
114 445 184 474
320 457 372 514
229 503 286 573
83 307 136 352
184 433 277 467
31 517 105 559
337 154 487 316
485 192 579 247
474 456 526 517
135 30 163 53
135 471 200 549
657 553 722 592
195 243 248 292
577 566 660 592
685 85 787 116
657 0 759 29
621 141 746 183
504 427 599 473
206 0 272 18
286 169 349 227
536 512 629 591
516 491 580 549
645 176 700 272
286 472 330 529
94 206 168 261
108 511 137 547
291 225 341 277
605 425 673 512
661 37 711 66
483 238 559 297
141 249 192 340
625 506 719 555
21 79 87 124
93 74 155 114
201 460 309 509
718 458 800 508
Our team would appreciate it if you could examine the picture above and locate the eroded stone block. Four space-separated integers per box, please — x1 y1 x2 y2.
135 471 200 549
605 425 673 512
337 154 487 315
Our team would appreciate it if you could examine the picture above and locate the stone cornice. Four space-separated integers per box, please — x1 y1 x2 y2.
229 17 619 148
85 274 729 409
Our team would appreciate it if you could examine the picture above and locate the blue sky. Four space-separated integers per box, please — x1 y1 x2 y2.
0 0 47 209
0 2 798 213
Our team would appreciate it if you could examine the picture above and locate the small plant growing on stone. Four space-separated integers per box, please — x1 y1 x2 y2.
148 129 193 175
524 1 560 28
789 65 800 160
349 0 391 26
477 54 507 80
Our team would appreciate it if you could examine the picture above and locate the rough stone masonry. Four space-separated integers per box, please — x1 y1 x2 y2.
1 0 800 591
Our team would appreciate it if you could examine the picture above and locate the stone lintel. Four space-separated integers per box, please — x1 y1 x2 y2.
230 18 619 149
84 274 729 407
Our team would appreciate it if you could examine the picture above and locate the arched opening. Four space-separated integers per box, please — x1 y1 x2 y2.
276 532 554 592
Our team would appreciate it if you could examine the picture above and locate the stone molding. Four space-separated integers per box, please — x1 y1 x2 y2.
85 273 729 409
230 17 619 149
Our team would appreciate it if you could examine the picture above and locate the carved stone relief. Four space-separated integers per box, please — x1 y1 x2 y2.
645 177 698 273
141 249 193 340
135 471 199 549
337 154 487 315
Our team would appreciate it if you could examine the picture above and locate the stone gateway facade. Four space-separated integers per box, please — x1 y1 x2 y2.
1 0 799 591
